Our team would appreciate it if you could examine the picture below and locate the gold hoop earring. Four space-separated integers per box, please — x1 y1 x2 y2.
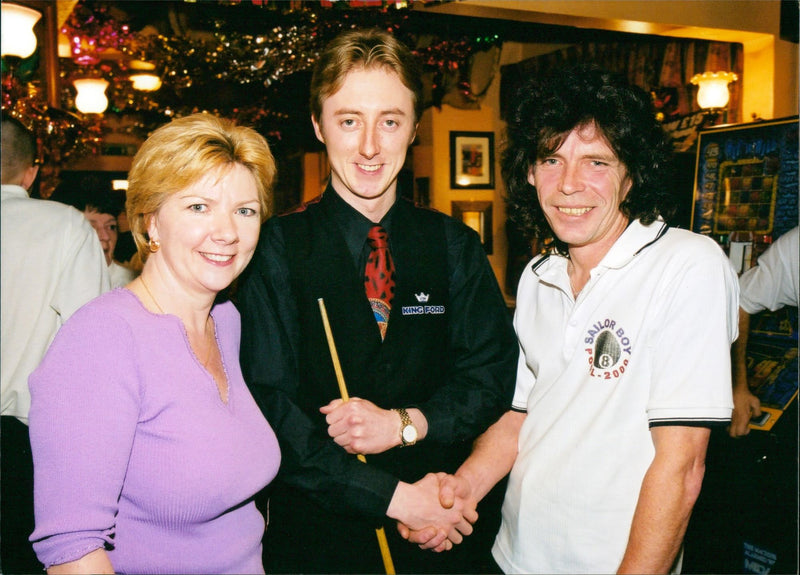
148 238 161 253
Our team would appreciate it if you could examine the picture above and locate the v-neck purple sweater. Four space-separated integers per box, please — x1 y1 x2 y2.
29 289 280 574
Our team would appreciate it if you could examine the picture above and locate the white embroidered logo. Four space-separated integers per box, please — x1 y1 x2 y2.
414 292 430 303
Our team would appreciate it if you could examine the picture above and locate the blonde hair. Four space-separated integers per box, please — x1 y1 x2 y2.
126 113 276 261
309 28 423 124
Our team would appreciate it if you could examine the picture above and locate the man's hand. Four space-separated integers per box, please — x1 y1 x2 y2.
730 307 760 438
395 410 523 553
388 473 478 552
320 397 400 455
729 386 762 437
396 473 478 552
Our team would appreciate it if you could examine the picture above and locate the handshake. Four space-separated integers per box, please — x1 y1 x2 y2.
320 397 487 552
388 472 478 553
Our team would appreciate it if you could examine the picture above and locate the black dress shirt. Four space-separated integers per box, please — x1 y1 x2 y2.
237 185 517 573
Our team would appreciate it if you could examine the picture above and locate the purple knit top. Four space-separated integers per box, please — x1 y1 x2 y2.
29 288 280 574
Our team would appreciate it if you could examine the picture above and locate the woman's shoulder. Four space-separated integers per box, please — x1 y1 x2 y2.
35 291 146 379
66 288 150 332
78 287 142 313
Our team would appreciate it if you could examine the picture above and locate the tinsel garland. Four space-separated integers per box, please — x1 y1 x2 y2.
62 2 132 65
2 0 502 175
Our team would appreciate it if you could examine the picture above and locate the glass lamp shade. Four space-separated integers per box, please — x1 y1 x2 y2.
74 78 109 114
1 3 42 58
129 59 156 71
691 71 738 110
129 73 162 91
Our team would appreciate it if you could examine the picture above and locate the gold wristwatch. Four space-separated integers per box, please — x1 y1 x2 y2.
395 408 418 447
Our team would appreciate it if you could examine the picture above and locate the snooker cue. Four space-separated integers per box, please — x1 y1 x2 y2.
317 298 396 575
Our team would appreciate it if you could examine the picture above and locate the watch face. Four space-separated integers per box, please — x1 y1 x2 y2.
402 425 418 443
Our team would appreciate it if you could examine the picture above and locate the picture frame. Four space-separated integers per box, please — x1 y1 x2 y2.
450 131 495 189
452 200 493 254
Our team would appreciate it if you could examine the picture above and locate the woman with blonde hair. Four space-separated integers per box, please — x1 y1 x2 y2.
29 113 281 574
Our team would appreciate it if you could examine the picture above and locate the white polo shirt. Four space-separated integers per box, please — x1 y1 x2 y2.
493 219 739 574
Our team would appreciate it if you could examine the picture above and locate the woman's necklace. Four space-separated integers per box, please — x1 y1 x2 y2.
138 276 214 368
139 275 164 314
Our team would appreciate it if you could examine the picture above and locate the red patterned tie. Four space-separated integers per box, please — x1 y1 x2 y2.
364 225 396 340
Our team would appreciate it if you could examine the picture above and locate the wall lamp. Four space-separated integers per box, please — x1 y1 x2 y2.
73 77 109 114
691 71 738 124
129 73 162 91
1 3 42 58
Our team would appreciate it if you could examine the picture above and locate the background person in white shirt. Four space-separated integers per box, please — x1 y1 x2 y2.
729 225 799 437
1 113 109 573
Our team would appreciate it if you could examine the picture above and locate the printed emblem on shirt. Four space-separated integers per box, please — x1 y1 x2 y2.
583 318 632 380
401 291 445 315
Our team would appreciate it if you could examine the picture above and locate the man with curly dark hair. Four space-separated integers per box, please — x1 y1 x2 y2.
503 64 676 253
402 64 740 573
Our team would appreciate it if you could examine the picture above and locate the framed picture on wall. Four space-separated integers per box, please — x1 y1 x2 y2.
452 200 493 254
450 131 495 189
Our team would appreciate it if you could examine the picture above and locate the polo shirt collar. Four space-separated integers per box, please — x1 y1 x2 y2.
599 217 669 270
533 217 669 281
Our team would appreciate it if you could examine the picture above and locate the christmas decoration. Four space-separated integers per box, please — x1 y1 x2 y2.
61 2 131 65
3 0 501 174
2 61 99 197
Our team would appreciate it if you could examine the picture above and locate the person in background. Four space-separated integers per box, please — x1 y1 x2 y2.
237 28 517 574
403 64 740 574
0 114 110 574
114 195 139 267
28 113 281 574
729 225 798 437
86 190 138 287
51 185 138 288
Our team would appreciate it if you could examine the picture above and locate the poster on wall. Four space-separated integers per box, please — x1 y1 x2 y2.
691 116 799 431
